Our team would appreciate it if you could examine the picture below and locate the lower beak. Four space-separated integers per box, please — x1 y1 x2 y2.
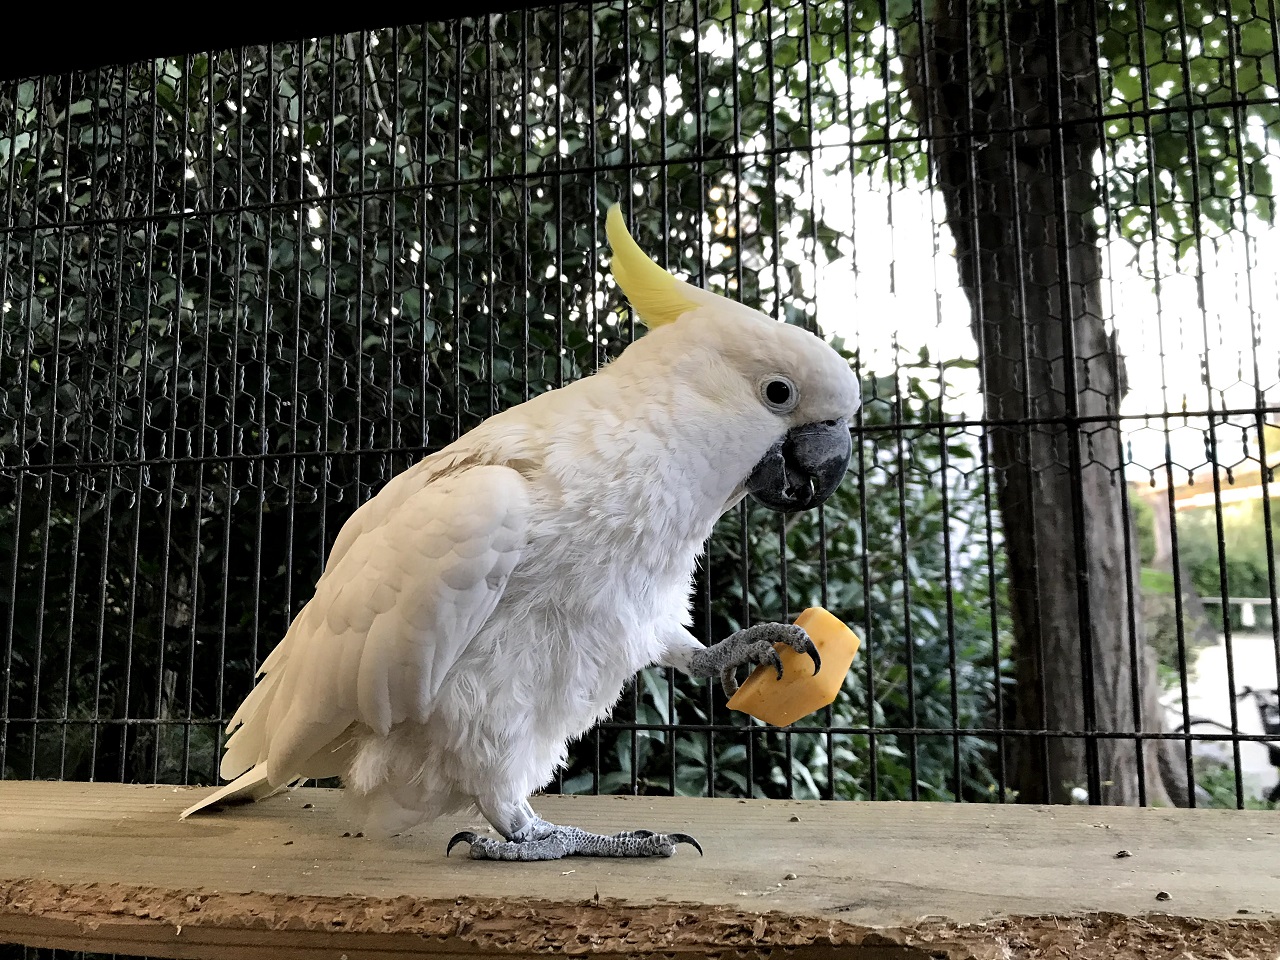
745 419 852 513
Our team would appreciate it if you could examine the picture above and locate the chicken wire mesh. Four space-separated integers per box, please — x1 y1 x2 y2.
0 0 1278 829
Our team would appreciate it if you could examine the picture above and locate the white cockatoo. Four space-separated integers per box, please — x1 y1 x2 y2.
181 204 861 860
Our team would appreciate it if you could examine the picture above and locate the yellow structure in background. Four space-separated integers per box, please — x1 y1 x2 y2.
1136 421 1280 512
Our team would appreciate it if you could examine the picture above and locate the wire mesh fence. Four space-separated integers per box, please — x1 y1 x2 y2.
0 0 1278 824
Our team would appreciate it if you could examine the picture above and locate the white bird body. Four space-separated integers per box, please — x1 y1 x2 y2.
184 208 861 858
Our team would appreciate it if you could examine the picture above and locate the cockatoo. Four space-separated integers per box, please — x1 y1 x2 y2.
181 204 860 861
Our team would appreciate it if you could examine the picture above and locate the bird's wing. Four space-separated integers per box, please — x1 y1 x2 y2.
216 463 531 789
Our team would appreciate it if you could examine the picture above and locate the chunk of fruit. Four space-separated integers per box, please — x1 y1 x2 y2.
726 607 860 726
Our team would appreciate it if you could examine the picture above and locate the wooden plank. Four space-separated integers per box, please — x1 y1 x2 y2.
0 781 1277 959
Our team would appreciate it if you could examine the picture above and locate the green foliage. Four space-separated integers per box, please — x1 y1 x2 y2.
1177 498 1279 619
890 0 1279 259
1192 757 1279 810
1132 494 1159 567
1134 493 1276 687
1099 0 1279 255
1141 567 1175 595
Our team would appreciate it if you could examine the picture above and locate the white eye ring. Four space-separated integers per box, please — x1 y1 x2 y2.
759 375 799 414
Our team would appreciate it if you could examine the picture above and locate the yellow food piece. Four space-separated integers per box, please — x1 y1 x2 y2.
726 607 860 726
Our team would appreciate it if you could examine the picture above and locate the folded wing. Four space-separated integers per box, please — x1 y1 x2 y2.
183 464 529 817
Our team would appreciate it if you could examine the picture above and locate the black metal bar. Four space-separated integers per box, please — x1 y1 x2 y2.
1085 0 1147 808
1043 0 1102 804
216 47 249 767
187 49 218 784
690 0 719 800
1255 0 1280 733
1168 0 1245 809
1130 0 1198 806
86 63 116 779
157 53 190 782
47 72 75 779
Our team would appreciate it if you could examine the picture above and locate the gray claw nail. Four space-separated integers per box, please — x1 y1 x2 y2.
447 831 479 856
669 833 703 855
805 640 822 675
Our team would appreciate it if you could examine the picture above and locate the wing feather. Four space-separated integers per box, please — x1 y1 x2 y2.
218 464 530 788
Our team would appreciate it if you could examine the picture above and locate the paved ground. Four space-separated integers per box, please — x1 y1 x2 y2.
1163 633 1280 799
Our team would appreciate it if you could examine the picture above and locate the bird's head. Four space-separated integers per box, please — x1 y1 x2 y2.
605 204 860 514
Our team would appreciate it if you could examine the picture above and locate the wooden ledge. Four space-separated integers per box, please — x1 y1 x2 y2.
0 781 1277 959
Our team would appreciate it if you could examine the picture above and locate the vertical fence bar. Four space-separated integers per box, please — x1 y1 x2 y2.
1169 0 1245 807
853 0 880 801
1252 0 1280 702
162 54 191 782
50 70 79 779
1131 0 1197 804
86 63 115 780
1044 0 1103 804
17 76 49 780
0 75 18 776
1085 0 1148 808
187 46 218 783
120 60 160 780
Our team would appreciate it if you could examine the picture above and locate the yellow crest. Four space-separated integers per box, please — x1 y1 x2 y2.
606 205 701 328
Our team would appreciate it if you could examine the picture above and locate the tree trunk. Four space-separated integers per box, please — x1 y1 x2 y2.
901 0 1188 805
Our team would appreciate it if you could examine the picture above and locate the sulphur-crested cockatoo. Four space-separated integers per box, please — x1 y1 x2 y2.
181 204 860 860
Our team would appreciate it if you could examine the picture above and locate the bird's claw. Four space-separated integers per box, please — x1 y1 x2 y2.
703 622 821 698
767 646 785 680
667 832 704 856
446 830 481 856
772 625 821 676
802 637 822 675
609 828 701 855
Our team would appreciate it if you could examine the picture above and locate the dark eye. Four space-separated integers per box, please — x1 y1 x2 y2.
760 376 799 413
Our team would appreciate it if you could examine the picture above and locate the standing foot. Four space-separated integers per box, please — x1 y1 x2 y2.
446 819 703 861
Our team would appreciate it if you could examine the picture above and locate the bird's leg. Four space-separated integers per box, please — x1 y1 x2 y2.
685 622 821 698
447 799 702 861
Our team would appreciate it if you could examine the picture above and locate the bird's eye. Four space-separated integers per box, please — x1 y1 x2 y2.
760 376 799 413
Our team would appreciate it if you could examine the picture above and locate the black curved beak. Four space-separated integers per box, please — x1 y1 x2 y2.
745 418 852 513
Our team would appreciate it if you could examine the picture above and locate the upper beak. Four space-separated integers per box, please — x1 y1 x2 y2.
745 418 852 513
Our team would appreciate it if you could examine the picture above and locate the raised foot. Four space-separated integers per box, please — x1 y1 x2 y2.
694 622 821 696
446 825 704 861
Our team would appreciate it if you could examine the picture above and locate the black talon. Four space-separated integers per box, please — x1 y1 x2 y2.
669 833 704 856
769 648 784 680
447 831 480 856
805 640 822 675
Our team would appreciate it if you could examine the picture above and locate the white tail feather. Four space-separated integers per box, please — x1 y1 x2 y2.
180 764 297 819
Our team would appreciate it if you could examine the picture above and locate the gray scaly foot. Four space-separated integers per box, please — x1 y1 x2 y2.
446 818 702 861
687 621 821 697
